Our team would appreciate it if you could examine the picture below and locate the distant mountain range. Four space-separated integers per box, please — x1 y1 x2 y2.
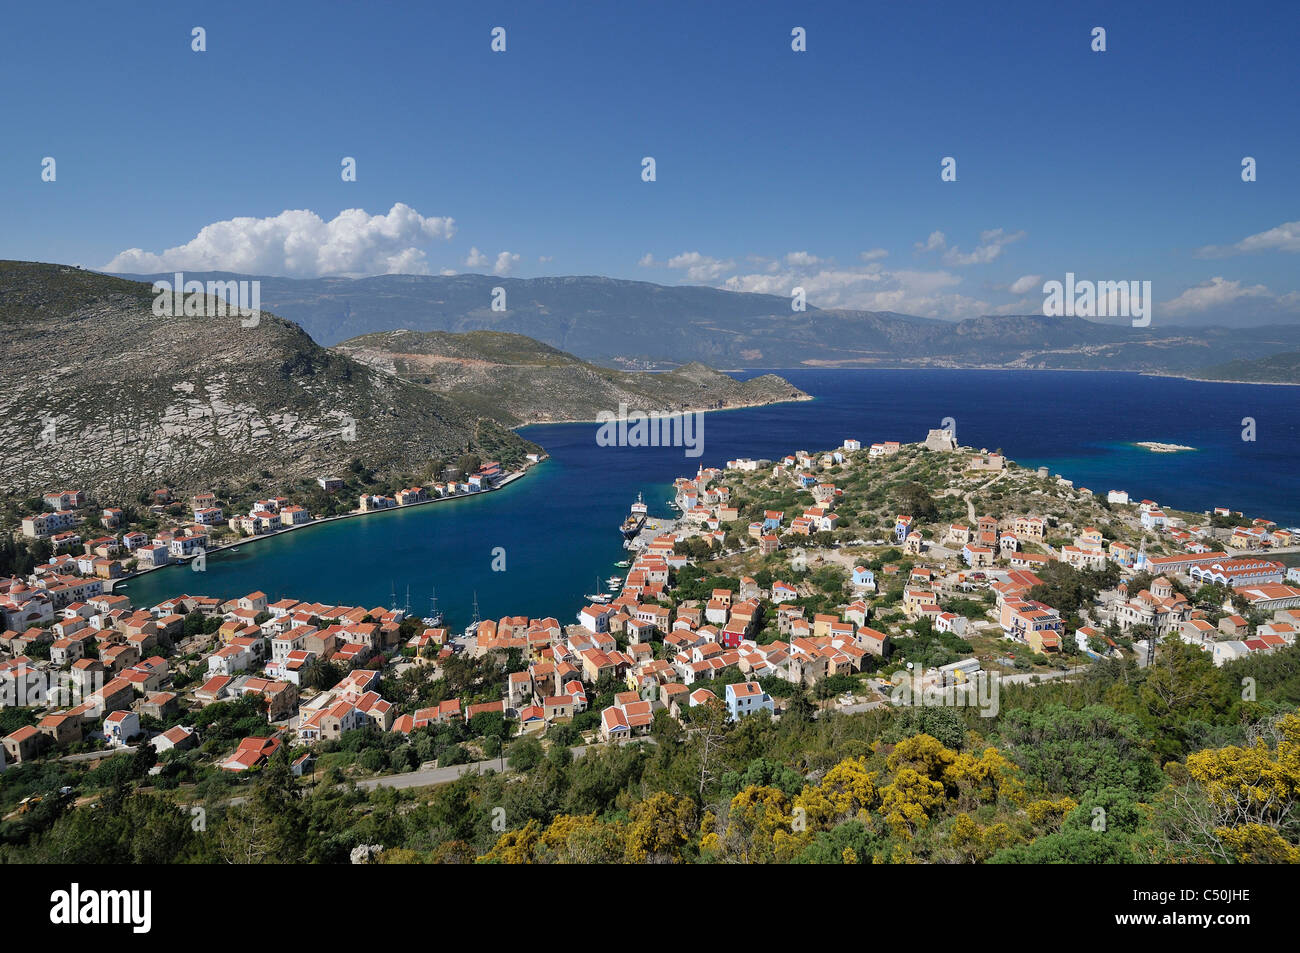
334 329 810 427
113 271 1300 373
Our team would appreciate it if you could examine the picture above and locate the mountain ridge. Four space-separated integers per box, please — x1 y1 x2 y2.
111 270 1300 371
332 329 811 426
0 262 538 498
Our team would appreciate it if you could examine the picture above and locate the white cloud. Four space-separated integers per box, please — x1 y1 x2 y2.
464 247 490 268
913 228 1023 265
640 243 1067 316
664 251 737 282
1196 221 1300 258
1162 276 1273 314
940 228 1025 266
1008 274 1043 295
722 262 987 317
103 203 455 277
915 230 947 253
493 251 521 275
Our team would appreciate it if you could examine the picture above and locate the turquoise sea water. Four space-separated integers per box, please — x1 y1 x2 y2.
119 370 1300 625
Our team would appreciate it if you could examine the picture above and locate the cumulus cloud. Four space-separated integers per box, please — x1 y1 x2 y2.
650 251 736 282
639 244 1040 316
463 247 522 275
715 251 988 316
937 228 1025 266
103 203 455 277
1008 274 1043 295
1195 220 1300 258
1162 276 1274 315
915 230 947 253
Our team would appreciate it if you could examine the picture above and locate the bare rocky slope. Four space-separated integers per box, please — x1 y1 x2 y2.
0 262 537 498
333 329 811 426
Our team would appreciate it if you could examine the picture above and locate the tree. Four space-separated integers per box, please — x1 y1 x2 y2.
217 746 307 863
507 735 544 772
999 704 1163 797
1178 712 1300 861
624 792 697 863
896 482 938 522
691 697 731 798
1139 641 1232 759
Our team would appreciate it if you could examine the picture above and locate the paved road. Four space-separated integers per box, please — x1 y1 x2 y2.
356 742 608 791
60 747 134 763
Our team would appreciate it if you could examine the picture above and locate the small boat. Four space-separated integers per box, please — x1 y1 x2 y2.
585 592 612 604
606 576 622 586
424 587 445 628
614 559 630 568
229 547 241 553
463 592 481 638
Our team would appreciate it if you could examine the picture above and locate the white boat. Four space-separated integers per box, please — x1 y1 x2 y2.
463 592 481 637
606 576 622 586
424 587 445 627
614 559 630 568
585 592 612 604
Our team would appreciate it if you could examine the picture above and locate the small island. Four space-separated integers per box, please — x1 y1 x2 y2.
1134 441 1196 453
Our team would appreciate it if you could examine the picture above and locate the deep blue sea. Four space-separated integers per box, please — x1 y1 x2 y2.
121 370 1300 624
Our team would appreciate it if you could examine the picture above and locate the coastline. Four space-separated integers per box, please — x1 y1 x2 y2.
512 392 815 427
1141 370 1300 387
1133 441 1197 453
108 465 540 593
711 363 1300 388
108 390 812 593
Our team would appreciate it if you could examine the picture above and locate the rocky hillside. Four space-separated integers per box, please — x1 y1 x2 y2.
333 329 810 426
0 262 538 498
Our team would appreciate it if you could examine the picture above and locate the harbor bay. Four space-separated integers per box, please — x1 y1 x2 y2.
118 368 1300 623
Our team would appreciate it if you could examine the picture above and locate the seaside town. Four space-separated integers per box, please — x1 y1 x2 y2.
4 426 1299 825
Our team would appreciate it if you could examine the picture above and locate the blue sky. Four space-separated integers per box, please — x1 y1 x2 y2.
3 0 1297 323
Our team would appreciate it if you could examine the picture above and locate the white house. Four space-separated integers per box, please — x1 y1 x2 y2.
103 710 140 747
725 681 774 721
